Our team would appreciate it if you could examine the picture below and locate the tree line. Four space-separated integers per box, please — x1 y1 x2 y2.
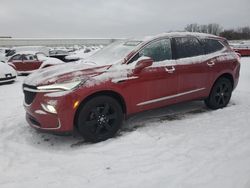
185 23 250 40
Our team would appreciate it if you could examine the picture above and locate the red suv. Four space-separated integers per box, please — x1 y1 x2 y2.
23 32 240 142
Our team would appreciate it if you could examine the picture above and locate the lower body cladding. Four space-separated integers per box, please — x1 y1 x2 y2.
24 91 80 133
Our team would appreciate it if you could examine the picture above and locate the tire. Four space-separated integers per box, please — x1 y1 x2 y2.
205 77 233 110
76 96 124 142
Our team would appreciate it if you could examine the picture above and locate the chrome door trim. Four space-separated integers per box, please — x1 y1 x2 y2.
137 88 206 106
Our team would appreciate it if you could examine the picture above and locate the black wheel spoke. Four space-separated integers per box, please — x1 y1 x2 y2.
91 108 100 116
221 96 226 105
95 126 102 134
107 113 117 120
85 119 97 127
104 122 112 131
102 103 110 115
219 85 223 92
215 96 220 103
221 84 226 92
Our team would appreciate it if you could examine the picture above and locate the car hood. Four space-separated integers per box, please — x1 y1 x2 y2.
24 61 111 86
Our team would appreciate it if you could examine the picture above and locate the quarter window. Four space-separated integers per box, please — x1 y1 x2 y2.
24 54 37 61
202 39 224 54
139 39 172 62
10 54 22 61
174 37 204 59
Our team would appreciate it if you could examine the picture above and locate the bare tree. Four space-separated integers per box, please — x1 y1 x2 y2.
185 23 223 35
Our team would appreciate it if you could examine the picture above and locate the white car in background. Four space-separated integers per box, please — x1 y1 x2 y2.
65 46 101 61
0 61 17 84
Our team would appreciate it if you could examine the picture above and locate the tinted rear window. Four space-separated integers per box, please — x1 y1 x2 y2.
174 37 204 59
202 39 224 54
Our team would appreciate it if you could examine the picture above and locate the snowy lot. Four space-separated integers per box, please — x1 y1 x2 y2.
0 58 250 188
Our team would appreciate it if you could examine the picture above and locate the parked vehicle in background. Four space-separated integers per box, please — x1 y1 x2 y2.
8 51 64 75
23 32 240 142
233 47 250 56
0 48 10 54
5 46 50 58
230 42 250 56
65 46 101 62
0 48 10 62
49 49 69 62
0 61 17 84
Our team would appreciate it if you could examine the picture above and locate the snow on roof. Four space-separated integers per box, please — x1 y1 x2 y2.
142 32 221 42
15 51 47 56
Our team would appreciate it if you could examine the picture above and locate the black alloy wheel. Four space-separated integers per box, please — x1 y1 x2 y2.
205 77 233 110
77 96 123 142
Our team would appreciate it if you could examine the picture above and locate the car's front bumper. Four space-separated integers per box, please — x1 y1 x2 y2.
23 90 81 133
0 75 16 84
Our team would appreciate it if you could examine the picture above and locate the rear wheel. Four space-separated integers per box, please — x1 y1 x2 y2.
205 77 233 110
76 96 123 142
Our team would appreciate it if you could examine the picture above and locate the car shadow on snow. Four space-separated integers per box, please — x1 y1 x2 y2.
27 100 236 149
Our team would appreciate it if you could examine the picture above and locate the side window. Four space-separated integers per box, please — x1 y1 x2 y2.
10 54 22 61
202 39 224 54
174 37 204 59
24 54 37 61
139 39 172 62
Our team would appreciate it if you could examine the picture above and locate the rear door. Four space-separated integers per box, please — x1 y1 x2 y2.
172 37 209 101
22 54 43 71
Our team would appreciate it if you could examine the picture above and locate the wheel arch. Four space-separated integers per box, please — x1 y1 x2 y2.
73 90 127 127
214 73 234 88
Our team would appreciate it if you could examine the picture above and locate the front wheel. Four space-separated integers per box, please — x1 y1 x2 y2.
205 77 233 110
76 96 124 142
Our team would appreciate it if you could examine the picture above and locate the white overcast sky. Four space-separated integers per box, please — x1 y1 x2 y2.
0 0 249 38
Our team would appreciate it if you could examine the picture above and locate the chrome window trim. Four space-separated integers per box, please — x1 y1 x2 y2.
126 37 172 64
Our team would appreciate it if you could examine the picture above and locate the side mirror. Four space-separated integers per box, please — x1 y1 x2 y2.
133 57 153 74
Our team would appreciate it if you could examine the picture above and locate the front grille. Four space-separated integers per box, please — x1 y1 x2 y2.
23 84 37 105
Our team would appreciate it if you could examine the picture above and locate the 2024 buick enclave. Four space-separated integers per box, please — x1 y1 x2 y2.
23 32 240 142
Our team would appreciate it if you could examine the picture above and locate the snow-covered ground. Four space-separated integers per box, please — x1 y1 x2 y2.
0 58 250 188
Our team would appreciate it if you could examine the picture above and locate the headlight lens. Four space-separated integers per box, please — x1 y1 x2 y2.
41 103 57 114
37 80 85 92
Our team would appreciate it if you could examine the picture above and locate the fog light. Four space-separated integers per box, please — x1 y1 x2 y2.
41 103 57 114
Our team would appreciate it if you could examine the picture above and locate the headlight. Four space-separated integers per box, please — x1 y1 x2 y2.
37 80 86 92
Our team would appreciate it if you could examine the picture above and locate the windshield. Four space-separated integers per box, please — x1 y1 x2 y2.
86 40 142 65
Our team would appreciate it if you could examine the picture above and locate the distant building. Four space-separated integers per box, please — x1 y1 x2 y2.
0 36 12 38
0 38 121 47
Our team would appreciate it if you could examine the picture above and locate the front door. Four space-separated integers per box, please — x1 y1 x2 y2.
126 38 179 113
8 54 23 71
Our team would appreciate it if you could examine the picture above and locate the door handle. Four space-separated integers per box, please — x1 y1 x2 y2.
207 61 215 67
165 66 175 73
